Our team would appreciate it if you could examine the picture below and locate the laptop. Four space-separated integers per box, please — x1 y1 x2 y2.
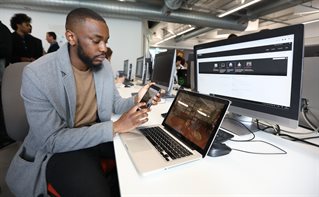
120 90 230 175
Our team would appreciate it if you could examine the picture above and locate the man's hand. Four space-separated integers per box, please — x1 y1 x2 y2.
135 82 161 106
113 102 150 134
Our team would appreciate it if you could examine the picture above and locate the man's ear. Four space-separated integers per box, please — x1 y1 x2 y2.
65 30 76 46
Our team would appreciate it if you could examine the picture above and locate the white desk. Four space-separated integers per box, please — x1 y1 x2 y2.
114 86 319 197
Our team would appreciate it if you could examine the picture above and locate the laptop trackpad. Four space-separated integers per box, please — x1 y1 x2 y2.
126 138 152 153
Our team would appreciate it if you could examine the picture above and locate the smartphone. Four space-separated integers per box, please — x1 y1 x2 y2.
140 85 161 108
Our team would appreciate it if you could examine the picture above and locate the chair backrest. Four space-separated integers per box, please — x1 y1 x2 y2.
1 62 29 141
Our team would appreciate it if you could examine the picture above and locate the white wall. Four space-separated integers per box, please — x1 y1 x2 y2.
0 8 143 75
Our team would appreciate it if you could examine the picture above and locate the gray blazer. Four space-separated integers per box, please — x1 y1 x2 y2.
6 43 134 196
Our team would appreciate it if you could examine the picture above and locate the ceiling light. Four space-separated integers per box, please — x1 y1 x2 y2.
218 0 262 18
154 26 195 45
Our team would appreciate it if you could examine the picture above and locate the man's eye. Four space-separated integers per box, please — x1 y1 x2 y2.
92 40 100 44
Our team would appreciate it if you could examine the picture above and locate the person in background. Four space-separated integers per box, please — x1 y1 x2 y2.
176 55 186 70
0 20 12 148
5 7 160 197
28 24 45 58
10 13 43 63
46 31 60 53
0 20 12 81
115 70 125 85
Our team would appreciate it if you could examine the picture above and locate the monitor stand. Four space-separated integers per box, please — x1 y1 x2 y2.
221 112 259 136
162 93 175 99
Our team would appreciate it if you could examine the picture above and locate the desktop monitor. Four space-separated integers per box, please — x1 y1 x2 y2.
135 56 150 85
123 59 132 81
135 56 145 80
145 58 153 81
123 59 129 78
194 24 304 135
299 57 319 130
151 49 176 97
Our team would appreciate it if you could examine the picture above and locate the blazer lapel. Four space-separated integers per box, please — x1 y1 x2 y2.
57 44 76 127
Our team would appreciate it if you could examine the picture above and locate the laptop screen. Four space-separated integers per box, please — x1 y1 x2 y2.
162 90 230 156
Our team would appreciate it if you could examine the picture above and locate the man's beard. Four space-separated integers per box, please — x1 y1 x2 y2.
77 40 103 72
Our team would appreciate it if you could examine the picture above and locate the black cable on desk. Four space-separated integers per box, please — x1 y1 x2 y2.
225 117 255 142
225 118 287 155
300 136 319 140
278 133 319 148
231 140 287 155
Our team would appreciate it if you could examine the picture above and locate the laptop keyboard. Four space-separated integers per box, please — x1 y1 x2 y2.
140 127 193 161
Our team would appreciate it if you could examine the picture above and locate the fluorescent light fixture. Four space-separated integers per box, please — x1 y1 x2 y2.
154 26 195 45
218 0 262 18
178 101 189 108
303 19 319 24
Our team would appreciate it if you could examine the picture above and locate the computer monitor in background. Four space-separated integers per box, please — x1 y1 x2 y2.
151 49 176 97
145 58 153 81
299 57 319 130
123 59 129 79
195 24 304 135
135 56 148 85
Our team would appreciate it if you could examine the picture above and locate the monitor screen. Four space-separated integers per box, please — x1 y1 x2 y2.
135 56 144 80
145 58 153 81
151 49 176 96
194 24 304 132
123 59 129 78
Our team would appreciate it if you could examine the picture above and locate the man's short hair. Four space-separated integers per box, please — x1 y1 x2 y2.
47 31 57 40
10 13 31 31
65 8 106 31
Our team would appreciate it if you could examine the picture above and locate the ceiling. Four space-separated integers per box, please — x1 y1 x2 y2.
1 0 319 48
148 0 319 48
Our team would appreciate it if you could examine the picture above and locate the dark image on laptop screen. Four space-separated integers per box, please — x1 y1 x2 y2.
163 91 227 150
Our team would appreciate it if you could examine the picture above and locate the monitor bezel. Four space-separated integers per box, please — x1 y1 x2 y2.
135 56 145 80
194 24 304 128
151 49 176 95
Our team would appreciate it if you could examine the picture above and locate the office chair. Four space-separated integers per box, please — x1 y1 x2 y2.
1 62 115 197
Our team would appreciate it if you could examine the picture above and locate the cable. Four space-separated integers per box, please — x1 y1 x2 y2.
257 119 315 135
300 136 319 140
225 117 255 142
230 140 287 155
223 119 288 154
301 98 319 132
255 119 281 135
278 133 319 148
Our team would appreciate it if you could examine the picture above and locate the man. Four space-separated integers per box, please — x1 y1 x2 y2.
46 31 60 53
27 24 44 58
10 13 43 63
176 55 186 70
0 20 12 69
6 8 160 197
